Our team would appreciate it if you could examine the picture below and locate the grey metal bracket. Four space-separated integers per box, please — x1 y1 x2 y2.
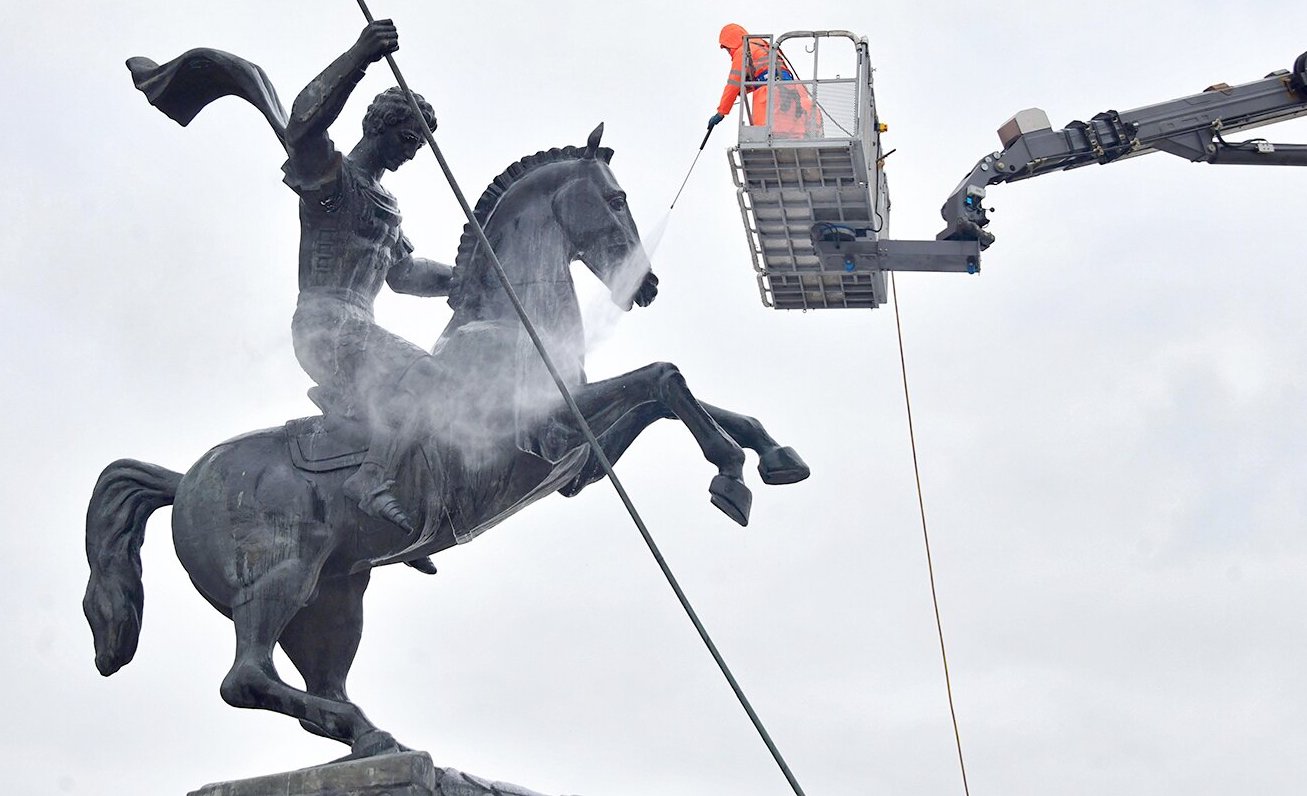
811 225 982 274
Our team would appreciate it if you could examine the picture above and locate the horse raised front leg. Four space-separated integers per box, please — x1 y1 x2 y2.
646 363 752 526
557 400 671 498
701 402 811 486
562 363 750 524
219 555 393 756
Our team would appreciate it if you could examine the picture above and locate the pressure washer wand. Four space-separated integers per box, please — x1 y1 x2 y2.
668 126 716 210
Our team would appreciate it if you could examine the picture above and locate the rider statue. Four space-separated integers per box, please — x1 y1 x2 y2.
124 19 628 538
284 20 452 533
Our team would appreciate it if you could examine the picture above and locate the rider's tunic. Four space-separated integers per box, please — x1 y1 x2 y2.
285 151 426 408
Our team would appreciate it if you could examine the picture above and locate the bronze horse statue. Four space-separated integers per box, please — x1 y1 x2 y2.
84 127 809 757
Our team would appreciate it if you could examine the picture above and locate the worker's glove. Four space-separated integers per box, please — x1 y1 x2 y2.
707 113 725 130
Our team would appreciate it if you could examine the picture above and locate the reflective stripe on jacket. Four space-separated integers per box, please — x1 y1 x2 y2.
716 23 776 117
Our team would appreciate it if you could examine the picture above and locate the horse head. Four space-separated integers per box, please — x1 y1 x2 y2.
551 123 656 311
449 124 656 318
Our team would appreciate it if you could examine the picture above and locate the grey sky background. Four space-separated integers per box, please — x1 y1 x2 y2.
4 1 1307 793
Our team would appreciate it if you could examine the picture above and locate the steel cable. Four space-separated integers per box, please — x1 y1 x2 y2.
890 272 972 796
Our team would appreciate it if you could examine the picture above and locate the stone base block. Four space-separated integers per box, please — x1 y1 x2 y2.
188 751 577 796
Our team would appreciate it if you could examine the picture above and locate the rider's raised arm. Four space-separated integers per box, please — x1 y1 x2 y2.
387 233 454 297
284 20 400 169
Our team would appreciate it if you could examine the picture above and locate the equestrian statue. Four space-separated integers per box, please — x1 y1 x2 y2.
84 21 809 758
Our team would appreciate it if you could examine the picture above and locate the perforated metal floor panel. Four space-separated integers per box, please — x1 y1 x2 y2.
732 141 887 309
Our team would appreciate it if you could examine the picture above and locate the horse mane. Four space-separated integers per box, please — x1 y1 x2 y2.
448 143 614 310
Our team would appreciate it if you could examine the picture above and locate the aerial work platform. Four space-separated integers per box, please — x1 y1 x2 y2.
729 33 1307 311
728 31 980 310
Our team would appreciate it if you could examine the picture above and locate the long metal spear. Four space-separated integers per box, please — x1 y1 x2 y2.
351 3 807 794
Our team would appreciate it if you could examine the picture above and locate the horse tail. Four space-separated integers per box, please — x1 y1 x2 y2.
82 458 182 676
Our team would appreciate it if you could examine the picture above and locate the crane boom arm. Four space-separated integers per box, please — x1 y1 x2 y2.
939 50 1307 248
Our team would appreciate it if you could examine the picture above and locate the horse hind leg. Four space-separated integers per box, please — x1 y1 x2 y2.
219 555 390 755
701 402 811 486
276 570 400 756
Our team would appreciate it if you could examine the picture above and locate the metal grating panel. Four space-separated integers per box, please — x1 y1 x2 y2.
731 141 886 309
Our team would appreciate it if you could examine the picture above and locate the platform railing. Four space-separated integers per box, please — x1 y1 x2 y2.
735 31 869 146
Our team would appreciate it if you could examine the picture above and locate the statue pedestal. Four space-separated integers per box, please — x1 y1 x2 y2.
188 751 571 796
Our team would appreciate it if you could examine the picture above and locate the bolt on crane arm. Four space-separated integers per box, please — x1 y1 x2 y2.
939 49 1307 249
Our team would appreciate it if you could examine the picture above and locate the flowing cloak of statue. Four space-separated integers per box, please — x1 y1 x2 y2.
126 49 290 148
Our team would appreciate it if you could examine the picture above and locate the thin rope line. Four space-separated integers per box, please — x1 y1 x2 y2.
890 273 971 796
353 4 806 793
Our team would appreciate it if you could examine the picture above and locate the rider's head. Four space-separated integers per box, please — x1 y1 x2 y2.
363 87 437 136
363 87 437 171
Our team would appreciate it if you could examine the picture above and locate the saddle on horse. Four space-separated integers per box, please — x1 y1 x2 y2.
284 390 439 573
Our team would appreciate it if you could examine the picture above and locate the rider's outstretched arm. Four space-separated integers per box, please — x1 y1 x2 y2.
284 20 399 163
389 232 453 296
388 254 454 297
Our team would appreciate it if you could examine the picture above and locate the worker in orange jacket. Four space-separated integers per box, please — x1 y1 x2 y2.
708 23 818 138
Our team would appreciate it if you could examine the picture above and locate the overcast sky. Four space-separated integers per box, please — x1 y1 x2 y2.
5 1 1307 794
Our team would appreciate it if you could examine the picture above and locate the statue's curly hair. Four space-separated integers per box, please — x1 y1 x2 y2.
362 87 436 136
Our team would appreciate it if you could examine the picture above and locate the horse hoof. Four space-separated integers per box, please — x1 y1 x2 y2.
350 729 404 758
709 475 752 527
758 446 811 485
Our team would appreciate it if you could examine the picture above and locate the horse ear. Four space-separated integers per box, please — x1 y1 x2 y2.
584 123 605 159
